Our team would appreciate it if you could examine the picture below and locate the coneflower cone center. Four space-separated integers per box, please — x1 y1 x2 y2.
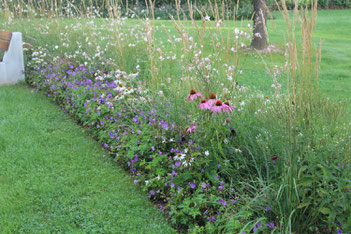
209 93 216 99
215 100 222 106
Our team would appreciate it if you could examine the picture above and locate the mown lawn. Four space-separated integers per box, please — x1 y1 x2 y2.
0 84 175 233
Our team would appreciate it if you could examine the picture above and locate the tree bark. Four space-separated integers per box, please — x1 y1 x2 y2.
251 0 268 50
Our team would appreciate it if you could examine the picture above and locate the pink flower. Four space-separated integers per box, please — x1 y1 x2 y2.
207 92 217 106
186 89 202 102
222 101 236 113
211 100 223 113
198 100 211 110
186 125 197 133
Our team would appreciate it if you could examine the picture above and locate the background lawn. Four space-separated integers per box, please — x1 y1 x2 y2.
0 84 175 233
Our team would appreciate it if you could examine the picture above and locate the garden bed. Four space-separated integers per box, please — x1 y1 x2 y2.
3 0 350 232
24 51 351 233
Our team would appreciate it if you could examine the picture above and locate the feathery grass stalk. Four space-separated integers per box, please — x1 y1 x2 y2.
276 0 326 232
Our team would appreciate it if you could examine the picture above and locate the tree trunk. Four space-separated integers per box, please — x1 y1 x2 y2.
251 0 268 50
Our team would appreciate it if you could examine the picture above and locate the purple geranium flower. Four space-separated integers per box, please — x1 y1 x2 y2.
190 182 196 189
266 222 275 229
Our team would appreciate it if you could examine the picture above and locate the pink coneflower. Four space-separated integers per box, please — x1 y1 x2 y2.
222 101 236 113
186 89 202 102
198 99 211 110
186 125 197 133
211 100 223 113
207 92 217 106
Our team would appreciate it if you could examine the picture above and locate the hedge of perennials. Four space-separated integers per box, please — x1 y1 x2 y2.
25 53 281 233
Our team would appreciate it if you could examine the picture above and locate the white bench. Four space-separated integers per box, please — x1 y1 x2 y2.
0 30 25 85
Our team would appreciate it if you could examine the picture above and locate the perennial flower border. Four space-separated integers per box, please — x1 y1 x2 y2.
24 53 279 232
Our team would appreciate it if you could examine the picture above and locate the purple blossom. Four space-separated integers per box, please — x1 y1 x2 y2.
266 222 275 229
190 183 196 189
162 122 169 130
133 115 138 122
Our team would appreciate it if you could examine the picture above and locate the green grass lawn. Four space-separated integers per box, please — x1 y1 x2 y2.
0 84 175 233
267 10 351 113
